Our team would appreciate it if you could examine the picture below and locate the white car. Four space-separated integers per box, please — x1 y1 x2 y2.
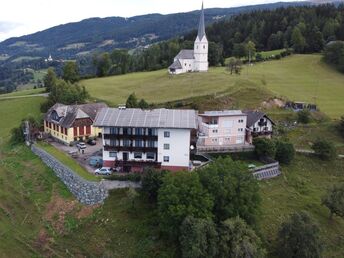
95 167 112 176
76 142 87 149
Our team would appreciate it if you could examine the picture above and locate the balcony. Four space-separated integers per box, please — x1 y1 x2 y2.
103 134 158 141
104 145 157 153
201 122 219 129
196 139 254 154
116 160 161 167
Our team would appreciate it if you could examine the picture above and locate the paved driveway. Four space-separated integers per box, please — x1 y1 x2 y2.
50 139 103 173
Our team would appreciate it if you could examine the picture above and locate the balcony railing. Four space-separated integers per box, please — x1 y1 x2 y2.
104 145 157 153
116 160 161 167
103 134 158 141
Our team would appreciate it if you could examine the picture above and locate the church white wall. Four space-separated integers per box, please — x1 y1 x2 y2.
194 36 209 72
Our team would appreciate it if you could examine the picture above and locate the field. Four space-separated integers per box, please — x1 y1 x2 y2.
83 54 344 118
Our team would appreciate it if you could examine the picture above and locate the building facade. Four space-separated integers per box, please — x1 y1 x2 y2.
245 111 275 144
94 108 197 172
197 110 248 151
168 3 208 74
44 103 107 144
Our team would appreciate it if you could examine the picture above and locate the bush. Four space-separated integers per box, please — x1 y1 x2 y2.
275 140 295 164
141 168 167 202
10 126 24 144
297 109 311 124
277 211 323 258
253 138 276 160
322 183 344 219
339 116 344 138
312 139 337 160
106 173 141 182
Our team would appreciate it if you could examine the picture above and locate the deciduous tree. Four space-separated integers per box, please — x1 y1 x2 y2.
322 183 344 219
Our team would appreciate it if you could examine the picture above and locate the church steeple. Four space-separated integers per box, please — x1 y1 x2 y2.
197 2 206 41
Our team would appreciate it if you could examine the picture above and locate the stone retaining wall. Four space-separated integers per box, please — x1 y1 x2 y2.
32 145 109 205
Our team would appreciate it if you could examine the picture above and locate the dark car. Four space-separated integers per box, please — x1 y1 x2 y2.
87 139 97 145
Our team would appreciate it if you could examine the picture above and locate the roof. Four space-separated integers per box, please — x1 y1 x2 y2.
45 103 108 128
197 2 206 41
168 59 182 70
199 110 246 117
175 49 194 60
245 111 275 127
94 108 197 129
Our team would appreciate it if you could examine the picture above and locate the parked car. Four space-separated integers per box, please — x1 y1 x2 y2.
87 139 97 145
76 142 87 149
95 167 112 176
89 156 103 167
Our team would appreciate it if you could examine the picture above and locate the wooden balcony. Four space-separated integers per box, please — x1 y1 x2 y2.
104 145 157 153
103 134 158 141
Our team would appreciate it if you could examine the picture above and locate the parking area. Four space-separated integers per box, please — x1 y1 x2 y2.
49 138 103 174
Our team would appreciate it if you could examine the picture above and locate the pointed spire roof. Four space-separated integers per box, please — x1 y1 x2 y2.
197 2 206 41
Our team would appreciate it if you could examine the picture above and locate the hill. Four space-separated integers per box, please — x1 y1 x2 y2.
0 2 312 61
83 54 344 119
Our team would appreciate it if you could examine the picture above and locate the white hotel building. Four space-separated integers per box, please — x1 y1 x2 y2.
94 108 197 172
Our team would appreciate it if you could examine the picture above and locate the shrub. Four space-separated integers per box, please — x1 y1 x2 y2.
253 138 276 160
277 211 323 258
312 139 337 160
297 109 311 124
141 168 167 202
106 173 141 182
322 183 344 219
339 116 344 138
275 140 295 164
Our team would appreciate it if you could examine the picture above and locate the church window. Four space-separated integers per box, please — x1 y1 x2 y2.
185 63 187 66
203 45 206 49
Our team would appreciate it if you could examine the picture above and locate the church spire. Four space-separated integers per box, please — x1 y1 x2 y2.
197 2 206 41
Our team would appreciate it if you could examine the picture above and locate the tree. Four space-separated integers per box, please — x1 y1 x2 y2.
179 216 218 258
246 41 256 63
94 52 111 77
208 42 224 66
253 138 276 160
198 157 261 224
62 61 80 83
217 217 265 258
324 41 344 73
297 109 311 124
312 139 337 161
339 116 344 138
227 57 242 75
232 43 247 58
322 183 344 219
141 168 167 202
126 93 138 108
277 211 323 258
138 99 149 109
291 27 307 53
43 68 57 92
275 140 295 164
110 49 130 75
158 172 213 239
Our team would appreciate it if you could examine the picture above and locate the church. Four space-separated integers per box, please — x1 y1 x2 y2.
168 3 208 75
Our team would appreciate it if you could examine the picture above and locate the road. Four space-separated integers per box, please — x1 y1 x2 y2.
0 93 48 100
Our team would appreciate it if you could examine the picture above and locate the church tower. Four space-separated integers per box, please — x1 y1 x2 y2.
194 2 208 72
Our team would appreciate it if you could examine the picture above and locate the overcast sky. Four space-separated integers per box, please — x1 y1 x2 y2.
0 0 303 42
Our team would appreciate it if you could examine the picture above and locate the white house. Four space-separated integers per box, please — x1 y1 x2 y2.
168 3 208 74
94 108 197 172
245 111 275 144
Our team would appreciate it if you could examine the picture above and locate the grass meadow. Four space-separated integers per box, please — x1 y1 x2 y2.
83 54 344 118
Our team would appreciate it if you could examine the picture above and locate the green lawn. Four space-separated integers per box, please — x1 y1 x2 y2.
258 49 285 58
260 155 344 257
0 88 45 98
37 142 100 182
83 54 344 118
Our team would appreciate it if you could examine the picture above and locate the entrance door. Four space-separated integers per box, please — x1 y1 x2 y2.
123 152 129 161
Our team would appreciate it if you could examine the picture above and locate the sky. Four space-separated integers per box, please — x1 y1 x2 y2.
0 0 304 42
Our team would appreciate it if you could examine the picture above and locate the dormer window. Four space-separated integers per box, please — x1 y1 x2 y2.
51 111 60 122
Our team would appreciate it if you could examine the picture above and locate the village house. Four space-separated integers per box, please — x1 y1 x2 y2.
168 3 208 74
197 110 251 152
94 108 197 172
245 111 275 144
44 103 107 145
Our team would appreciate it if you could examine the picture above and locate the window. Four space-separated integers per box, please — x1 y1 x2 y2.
210 118 218 125
163 156 170 162
203 45 206 49
123 128 131 135
123 139 131 147
212 129 218 133
147 152 155 160
110 127 119 135
147 141 156 148
212 138 218 143
238 128 244 132
147 128 157 136
238 119 244 123
109 152 117 158
164 131 170 138
253 128 258 132
135 140 144 147
225 137 230 142
164 144 170 150
134 152 142 159
135 128 144 135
